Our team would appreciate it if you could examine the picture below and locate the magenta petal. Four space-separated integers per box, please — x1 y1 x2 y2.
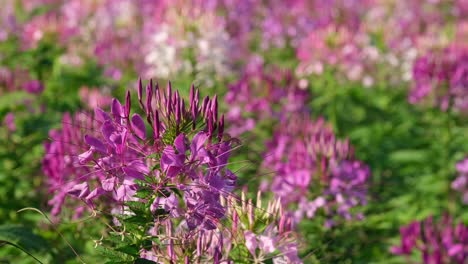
78 149 94 164
111 98 123 120
131 113 146 139
216 142 231 167
86 187 104 202
174 134 187 153
456 159 468 173
167 166 182 178
448 244 463 256
102 177 117 191
116 183 137 201
94 107 111 122
258 236 275 254
101 121 115 143
390 246 403 255
23 80 44 94
123 166 145 180
190 132 208 162
128 160 149 174
191 132 208 152
3 112 15 132
244 231 257 256
84 135 106 153
109 133 123 146
67 182 89 199
150 197 160 213
161 146 185 177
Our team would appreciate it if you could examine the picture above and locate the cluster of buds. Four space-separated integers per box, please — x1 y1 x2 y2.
233 191 302 264
391 215 468 264
262 113 370 226
140 190 302 263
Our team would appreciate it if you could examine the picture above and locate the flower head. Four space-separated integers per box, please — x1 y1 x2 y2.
391 215 468 264
263 113 370 225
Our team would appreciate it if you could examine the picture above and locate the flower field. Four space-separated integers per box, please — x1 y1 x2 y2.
0 0 467 263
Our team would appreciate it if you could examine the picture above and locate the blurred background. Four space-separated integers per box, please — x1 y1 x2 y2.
0 0 467 263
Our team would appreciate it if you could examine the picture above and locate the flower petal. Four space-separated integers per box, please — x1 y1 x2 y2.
131 113 146 139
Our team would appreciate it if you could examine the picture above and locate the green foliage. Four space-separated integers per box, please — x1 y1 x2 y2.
301 74 468 262
0 225 48 253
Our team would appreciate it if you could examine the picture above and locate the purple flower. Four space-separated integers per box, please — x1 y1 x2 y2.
42 112 99 217
409 46 468 113
23 80 44 94
452 157 468 203
390 222 420 255
43 79 245 262
3 112 16 132
225 65 309 136
391 215 468 264
263 113 370 224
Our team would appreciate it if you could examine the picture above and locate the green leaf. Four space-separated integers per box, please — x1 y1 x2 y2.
96 246 134 263
134 258 158 264
126 201 147 215
0 224 48 253
115 244 139 256
388 150 428 163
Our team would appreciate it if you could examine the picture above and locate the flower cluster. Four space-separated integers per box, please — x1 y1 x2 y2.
224 64 309 137
6 0 235 86
140 190 302 263
452 158 468 204
233 191 301 264
262 114 370 225
0 0 16 42
0 67 44 95
141 3 233 87
296 25 379 86
44 79 227 215
391 215 468 264
78 87 113 110
2 112 15 132
43 78 302 262
409 46 468 112
42 112 99 218
4 0 463 89
253 0 372 50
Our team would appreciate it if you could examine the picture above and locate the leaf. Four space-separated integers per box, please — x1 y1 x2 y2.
126 201 148 215
134 258 158 264
96 246 134 263
0 91 33 111
389 150 428 163
134 188 153 199
115 244 139 256
0 224 48 253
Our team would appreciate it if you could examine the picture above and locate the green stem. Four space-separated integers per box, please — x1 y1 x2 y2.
0 241 44 264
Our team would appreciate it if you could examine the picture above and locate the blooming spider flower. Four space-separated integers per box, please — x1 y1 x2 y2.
225 65 309 137
452 158 468 203
262 113 370 225
43 78 302 262
391 215 468 264
409 46 468 113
